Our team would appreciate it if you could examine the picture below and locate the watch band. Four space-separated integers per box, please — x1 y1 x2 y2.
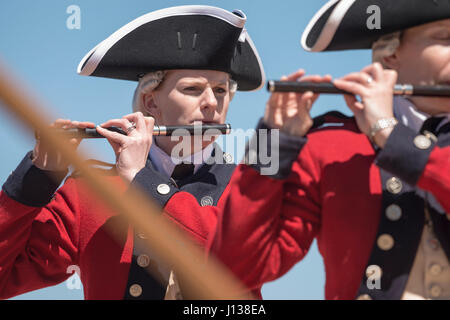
370 118 398 139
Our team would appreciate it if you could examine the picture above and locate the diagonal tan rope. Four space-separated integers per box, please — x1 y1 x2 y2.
0 60 252 300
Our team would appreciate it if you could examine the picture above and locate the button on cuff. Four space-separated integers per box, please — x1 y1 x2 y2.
374 123 435 186
413 135 432 150
157 183 170 195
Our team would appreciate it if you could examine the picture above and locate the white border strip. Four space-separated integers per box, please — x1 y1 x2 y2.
77 41 102 75
301 0 356 52
77 5 246 76
242 29 266 91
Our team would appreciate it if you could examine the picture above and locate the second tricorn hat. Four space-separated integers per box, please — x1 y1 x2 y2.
301 0 450 52
77 5 265 91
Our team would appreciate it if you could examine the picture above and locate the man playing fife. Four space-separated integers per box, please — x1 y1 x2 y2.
209 0 450 300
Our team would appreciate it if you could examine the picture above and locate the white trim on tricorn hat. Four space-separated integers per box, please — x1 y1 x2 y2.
301 0 354 52
239 28 266 91
301 0 450 52
77 5 265 91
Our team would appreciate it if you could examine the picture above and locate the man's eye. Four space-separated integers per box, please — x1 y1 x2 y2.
184 86 199 92
215 87 227 94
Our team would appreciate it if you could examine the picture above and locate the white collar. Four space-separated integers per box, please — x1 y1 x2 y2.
393 96 450 133
149 142 214 177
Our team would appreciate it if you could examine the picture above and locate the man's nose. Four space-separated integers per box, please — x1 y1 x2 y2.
200 87 218 112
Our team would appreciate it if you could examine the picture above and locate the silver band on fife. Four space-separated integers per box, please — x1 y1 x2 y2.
370 118 398 139
126 122 137 134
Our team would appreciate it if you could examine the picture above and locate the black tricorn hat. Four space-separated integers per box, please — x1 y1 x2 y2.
77 5 265 91
301 0 450 52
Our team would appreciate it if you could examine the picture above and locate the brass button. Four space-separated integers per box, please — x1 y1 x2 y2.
200 196 214 207
386 177 402 194
385 204 402 221
429 264 442 276
223 153 234 164
414 135 432 150
366 265 383 279
429 285 442 298
129 284 143 297
137 254 150 268
377 234 395 251
157 183 170 195
356 294 372 300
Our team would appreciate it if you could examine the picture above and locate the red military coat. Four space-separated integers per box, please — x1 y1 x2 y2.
0 147 236 300
208 113 450 300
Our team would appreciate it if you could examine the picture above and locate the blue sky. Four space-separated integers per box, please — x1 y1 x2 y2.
0 0 372 300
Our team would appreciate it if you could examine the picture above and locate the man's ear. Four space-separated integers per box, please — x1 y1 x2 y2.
142 93 160 118
382 51 401 70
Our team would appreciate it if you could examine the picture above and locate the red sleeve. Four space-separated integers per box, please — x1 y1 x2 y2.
0 179 80 299
417 146 450 214
208 144 321 291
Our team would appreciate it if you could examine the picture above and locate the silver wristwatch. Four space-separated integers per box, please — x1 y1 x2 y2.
370 118 398 139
